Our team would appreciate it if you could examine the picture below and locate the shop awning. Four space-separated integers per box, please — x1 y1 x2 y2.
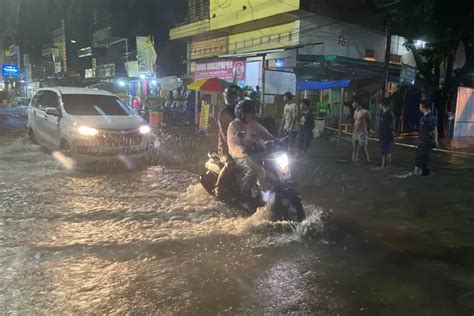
297 80 351 90
295 54 402 83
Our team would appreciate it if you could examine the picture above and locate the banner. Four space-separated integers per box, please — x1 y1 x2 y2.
400 64 416 85
53 20 67 72
124 61 139 78
199 101 210 132
195 59 246 81
454 87 474 138
137 36 157 76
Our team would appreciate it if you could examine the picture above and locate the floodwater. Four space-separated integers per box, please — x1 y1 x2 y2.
1 106 473 315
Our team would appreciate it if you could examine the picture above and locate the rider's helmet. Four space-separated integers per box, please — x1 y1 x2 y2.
223 84 243 107
235 99 257 121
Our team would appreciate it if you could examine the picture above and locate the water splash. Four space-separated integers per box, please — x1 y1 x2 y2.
52 151 76 170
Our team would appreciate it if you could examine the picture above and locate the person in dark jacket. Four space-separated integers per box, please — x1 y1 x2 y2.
379 98 394 168
297 99 315 157
414 99 438 176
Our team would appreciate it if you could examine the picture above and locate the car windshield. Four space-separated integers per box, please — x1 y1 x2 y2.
62 94 132 116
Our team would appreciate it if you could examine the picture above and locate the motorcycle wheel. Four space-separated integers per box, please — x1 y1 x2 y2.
200 171 218 196
268 189 305 222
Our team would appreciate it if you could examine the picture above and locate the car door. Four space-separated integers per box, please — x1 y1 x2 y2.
28 92 43 137
42 91 62 148
32 91 49 143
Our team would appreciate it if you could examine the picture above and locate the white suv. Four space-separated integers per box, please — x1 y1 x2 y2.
27 87 154 166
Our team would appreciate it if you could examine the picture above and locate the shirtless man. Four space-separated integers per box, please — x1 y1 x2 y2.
352 102 373 162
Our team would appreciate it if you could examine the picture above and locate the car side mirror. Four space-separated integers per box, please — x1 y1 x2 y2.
45 107 60 117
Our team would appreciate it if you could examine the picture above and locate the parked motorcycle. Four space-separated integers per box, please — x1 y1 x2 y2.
200 140 305 222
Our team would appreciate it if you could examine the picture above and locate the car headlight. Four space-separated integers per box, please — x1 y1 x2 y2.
275 154 289 171
139 125 151 134
78 126 98 136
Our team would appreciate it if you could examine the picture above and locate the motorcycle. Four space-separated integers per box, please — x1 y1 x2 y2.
200 140 305 222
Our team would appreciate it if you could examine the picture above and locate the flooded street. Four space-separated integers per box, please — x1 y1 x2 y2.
1 106 474 315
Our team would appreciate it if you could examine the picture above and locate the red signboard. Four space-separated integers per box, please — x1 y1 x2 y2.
195 59 246 81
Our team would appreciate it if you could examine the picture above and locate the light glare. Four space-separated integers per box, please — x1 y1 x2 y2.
78 126 98 136
276 154 289 170
139 125 151 134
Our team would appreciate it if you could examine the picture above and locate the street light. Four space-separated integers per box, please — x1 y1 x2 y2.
118 80 126 87
414 40 427 49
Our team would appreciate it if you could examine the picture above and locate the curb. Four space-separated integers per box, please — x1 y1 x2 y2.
324 127 474 157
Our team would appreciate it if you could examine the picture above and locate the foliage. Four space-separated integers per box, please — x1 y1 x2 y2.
382 0 474 88
242 86 261 103
0 90 8 99
146 95 166 112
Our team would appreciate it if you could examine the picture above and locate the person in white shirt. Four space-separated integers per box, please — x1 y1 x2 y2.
279 92 300 150
228 100 276 196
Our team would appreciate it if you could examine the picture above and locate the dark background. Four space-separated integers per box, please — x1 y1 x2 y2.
0 0 188 76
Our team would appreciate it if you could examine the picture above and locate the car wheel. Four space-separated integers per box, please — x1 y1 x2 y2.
27 128 37 144
60 140 71 157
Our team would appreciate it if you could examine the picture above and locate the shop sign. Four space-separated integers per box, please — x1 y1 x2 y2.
2 64 19 77
54 62 62 74
400 64 416 85
85 68 95 79
195 59 246 81
137 36 157 76
53 20 67 72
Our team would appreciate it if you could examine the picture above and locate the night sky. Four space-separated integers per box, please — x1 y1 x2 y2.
0 0 188 76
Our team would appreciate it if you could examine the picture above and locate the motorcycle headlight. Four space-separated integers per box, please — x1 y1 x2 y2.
78 126 98 136
139 125 151 134
275 154 289 172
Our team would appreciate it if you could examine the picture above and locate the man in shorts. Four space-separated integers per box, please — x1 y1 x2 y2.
352 101 373 162
379 98 394 168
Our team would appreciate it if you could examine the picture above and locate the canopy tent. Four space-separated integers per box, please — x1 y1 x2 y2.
297 80 351 90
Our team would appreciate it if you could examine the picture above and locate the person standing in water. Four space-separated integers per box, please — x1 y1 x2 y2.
297 99 315 158
352 101 373 163
379 98 394 168
414 99 438 176
280 92 300 151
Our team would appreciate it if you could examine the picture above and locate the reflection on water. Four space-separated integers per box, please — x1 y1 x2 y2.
0 134 324 314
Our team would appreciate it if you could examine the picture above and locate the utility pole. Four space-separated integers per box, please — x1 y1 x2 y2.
382 17 392 98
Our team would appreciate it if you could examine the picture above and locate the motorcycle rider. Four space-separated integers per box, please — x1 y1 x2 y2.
215 85 243 199
227 100 277 198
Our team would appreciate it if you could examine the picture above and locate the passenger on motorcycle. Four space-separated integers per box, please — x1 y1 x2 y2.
215 85 243 198
227 100 277 197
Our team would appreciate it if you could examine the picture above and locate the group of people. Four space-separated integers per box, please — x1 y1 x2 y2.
214 84 438 202
280 92 316 157
351 98 438 176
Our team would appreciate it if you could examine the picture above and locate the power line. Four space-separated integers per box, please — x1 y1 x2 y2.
189 17 340 54
181 3 386 59
190 16 386 64
205 20 341 55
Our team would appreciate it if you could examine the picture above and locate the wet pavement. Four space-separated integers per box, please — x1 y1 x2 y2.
1 105 474 315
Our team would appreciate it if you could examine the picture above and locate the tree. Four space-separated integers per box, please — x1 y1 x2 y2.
386 0 474 88
373 0 474 137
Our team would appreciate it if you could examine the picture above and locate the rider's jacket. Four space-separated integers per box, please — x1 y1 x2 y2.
227 119 274 159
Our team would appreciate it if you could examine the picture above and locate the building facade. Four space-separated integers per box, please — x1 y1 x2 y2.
171 0 413 113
